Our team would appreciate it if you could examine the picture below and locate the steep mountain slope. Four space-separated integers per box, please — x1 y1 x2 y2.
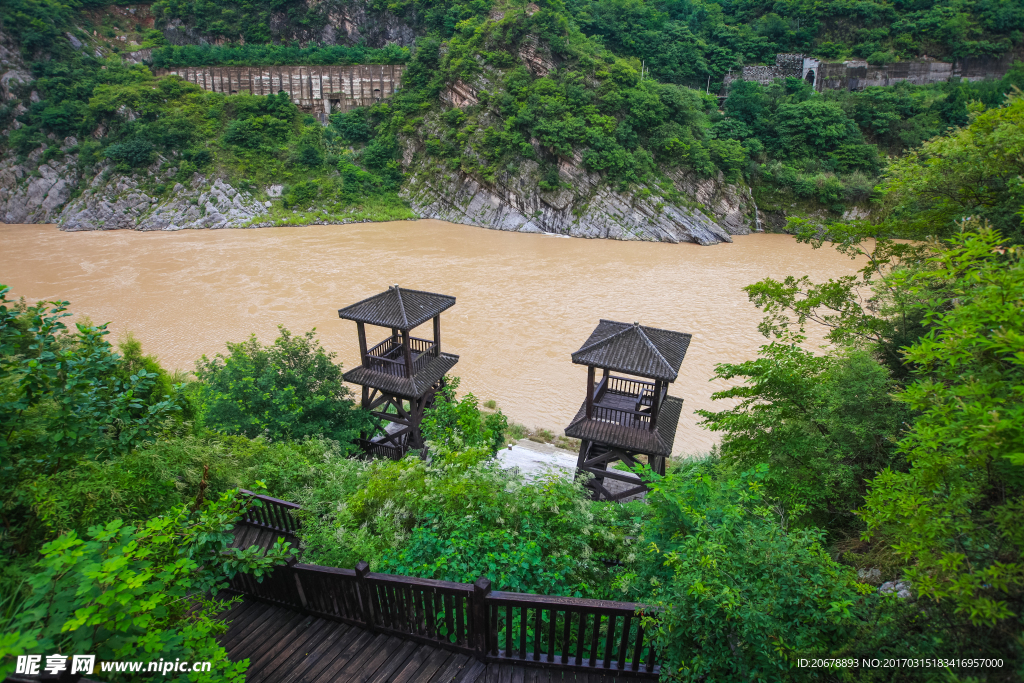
0 0 1022 242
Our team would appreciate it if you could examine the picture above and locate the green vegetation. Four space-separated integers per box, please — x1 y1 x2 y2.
637 461 875 680
5 54 411 221
566 0 1023 80
194 327 368 443
150 43 411 69
5 0 1024 224
3 0 1024 678
5 493 292 683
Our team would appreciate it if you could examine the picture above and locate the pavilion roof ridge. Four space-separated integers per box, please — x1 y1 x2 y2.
570 319 691 381
392 284 410 328
338 286 455 329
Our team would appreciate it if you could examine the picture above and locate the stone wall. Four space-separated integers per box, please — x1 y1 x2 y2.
725 51 1017 92
155 64 405 120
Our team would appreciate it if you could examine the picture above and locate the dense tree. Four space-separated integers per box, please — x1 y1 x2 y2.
861 224 1024 656
879 90 1024 243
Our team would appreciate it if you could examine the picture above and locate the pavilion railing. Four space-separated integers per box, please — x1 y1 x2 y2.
592 404 651 429
230 491 660 678
356 437 406 461
599 375 655 399
364 336 438 377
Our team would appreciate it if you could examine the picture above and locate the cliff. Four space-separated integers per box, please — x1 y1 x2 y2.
402 150 751 245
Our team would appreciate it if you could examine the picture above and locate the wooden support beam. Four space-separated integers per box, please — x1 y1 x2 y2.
433 315 441 355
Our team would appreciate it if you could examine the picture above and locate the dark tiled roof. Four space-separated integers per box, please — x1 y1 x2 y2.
343 353 459 398
338 286 455 330
564 395 683 456
571 320 691 381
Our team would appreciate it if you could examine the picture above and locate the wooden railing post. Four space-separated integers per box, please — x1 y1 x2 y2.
355 560 376 632
472 577 492 661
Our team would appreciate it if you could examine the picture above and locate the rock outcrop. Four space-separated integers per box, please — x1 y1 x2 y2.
402 155 751 245
0 142 79 224
161 0 417 48
62 174 268 231
0 144 270 230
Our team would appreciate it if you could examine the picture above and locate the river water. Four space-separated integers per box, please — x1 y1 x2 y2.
0 220 864 454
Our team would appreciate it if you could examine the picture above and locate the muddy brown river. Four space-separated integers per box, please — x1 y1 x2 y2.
0 221 864 454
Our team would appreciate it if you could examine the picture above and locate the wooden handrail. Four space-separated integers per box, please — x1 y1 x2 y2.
230 493 660 677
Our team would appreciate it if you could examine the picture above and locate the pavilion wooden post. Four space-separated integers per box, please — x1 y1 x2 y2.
433 315 441 355
585 365 595 418
649 379 662 431
401 329 413 378
356 322 368 368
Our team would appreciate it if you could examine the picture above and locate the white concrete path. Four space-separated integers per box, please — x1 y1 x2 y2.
497 439 645 501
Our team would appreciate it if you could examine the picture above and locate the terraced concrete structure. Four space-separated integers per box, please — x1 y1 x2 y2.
725 51 1017 92
155 64 405 120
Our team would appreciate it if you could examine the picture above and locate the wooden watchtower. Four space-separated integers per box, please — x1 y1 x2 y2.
564 320 691 501
338 285 459 458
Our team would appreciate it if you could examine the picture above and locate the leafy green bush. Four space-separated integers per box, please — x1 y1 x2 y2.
25 432 333 540
879 90 1024 243
194 326 367 444
2 490 291 682
698 345 907 532
636 460 875 680
296 447 649 597
1 288 181 554
421 376 507 456
222 114 292 150
103 136 155 168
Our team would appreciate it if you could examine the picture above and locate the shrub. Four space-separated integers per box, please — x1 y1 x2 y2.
222 115 292 150
194 326 367 444
697 345 907 532
103 137 154 168
2 491 291 682
860 224 1024 659
637 460 875 680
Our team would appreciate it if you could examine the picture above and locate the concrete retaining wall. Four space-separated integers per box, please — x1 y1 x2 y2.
155 64 405 120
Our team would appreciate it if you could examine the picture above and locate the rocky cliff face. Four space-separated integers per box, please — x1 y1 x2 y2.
1 136 754 244
1 143 269 230
161 0 417 48
402 151 752 245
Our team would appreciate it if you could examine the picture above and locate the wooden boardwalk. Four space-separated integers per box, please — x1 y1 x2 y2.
219 598 643 683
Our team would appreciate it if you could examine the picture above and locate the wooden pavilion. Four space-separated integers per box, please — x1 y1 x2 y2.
564 320 691 501
338 285 459 459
